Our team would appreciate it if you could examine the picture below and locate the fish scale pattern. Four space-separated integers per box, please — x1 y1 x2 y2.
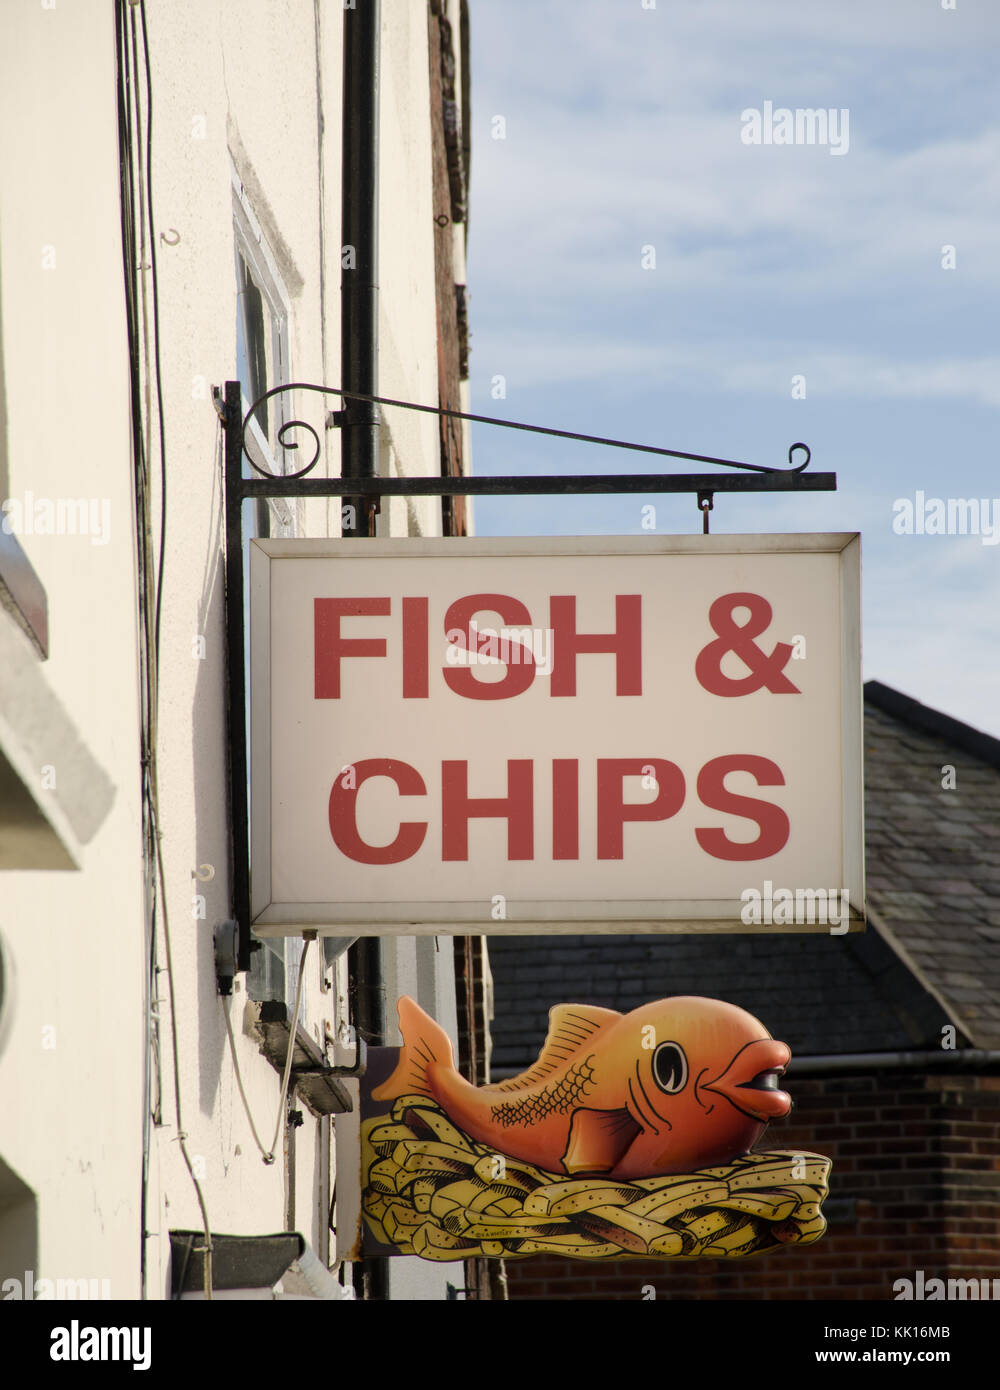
491 1055 597 1128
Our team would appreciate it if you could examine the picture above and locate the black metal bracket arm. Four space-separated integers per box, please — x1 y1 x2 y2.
232 378 829 486
250 1000 363 1115
220 378 836 970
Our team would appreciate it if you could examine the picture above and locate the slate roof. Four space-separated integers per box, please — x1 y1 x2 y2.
488 681 1000 1074
862 681 1000 1049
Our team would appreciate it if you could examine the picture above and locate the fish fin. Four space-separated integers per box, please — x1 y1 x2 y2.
486 1003 621 1093
371 996 455 1102
562 1108 641 1176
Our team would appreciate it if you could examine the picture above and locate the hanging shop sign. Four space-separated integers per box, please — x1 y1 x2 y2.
356 994 831 1262
249 533 862 934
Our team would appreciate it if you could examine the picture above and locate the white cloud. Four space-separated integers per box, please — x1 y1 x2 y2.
467 1 1000 737
471 3 1000 314
468 327 1000 407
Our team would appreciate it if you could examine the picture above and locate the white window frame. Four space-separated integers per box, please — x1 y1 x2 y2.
231 158 303 1003
232 158 297 535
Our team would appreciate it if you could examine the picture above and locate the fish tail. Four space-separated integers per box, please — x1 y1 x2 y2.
371 995 455 1102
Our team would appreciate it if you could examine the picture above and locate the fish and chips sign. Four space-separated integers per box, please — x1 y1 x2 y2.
249 534 863 934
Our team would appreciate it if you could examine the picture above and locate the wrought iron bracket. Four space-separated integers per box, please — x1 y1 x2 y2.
698 489 715 535
318 1036 368 1081
220 378 835 970
249 999 363 1115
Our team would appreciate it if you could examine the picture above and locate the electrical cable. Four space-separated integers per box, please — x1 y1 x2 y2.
136 0 213 1300
115 0 159 1304
138 0 169 666
220 937 313 1166
116 0 214 1300
221 1003 270 1160
154 822 214 1299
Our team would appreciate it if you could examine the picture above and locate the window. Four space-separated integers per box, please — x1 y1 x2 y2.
231 160 302 1004
232 159 296 530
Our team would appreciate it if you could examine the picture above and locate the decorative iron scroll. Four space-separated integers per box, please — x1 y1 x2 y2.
238 380 814 482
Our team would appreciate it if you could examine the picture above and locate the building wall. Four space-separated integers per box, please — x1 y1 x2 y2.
0 0 467 1301
504 1072 1000 1300
0 0 146 1300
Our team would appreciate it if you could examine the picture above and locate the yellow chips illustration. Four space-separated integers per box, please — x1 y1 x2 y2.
362 1095 831 1262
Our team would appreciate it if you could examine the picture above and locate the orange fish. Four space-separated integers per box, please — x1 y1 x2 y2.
373 995 792 1179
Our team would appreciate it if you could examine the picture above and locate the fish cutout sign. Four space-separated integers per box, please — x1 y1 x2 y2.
373 994 792 1179
361 995 832 1263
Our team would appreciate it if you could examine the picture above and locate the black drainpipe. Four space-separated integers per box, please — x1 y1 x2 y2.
341 0 388 1303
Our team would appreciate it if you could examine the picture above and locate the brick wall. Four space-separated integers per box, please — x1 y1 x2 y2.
504 1071 1000 1300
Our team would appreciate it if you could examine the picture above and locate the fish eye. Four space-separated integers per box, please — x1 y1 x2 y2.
652 1041 688 1094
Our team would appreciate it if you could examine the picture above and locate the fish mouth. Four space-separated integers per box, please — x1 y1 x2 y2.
701 1038 792 1122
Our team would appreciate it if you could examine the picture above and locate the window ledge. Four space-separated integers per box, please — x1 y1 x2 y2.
0 612 115 869
0 526 47 658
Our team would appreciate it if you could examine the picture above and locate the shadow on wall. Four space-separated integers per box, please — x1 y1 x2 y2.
0 251 8 499
192 423 233 1117
0 1155 37 1282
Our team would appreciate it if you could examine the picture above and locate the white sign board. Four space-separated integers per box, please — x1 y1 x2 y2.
250 534 863 934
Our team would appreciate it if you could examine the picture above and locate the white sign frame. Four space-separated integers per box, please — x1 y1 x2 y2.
250 533 863 935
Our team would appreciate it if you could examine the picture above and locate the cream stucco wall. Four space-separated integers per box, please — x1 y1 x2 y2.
0 0 145 1299
0 0 466 1302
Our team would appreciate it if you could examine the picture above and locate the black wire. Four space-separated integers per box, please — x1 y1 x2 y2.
138 0 168 667
116 0 177 1302
116 0 156 1301
127 0 161 1159
118 4 155 780
134 0 214 1302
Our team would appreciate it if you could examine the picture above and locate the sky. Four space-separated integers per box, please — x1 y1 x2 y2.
464 0 1000 738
